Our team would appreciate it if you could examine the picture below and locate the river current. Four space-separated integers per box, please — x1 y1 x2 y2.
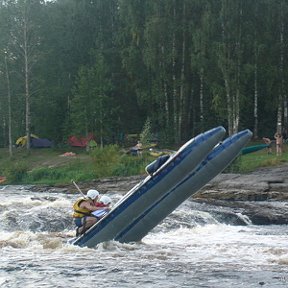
0 185 287 288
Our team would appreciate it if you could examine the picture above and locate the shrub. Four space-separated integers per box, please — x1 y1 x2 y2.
28 167 62 182
112 154 148 176
5 161 28 183
91 145 121 177
140 117 153 146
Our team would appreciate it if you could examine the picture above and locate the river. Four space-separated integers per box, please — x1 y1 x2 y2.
0 185 287 288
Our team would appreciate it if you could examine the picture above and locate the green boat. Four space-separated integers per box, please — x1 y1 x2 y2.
241 144 268 155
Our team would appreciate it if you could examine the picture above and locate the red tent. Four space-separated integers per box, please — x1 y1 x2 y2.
68 134 95 148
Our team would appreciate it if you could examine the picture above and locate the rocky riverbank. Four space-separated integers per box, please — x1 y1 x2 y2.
31 163 288 225
193 163 288 225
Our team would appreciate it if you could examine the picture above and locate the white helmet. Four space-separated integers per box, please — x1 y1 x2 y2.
99 195 111 205
87 189 100 200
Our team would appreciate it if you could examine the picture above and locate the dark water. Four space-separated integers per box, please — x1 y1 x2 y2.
0 185 287 288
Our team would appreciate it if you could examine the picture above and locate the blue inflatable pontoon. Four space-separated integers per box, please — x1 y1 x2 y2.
71 127 252 248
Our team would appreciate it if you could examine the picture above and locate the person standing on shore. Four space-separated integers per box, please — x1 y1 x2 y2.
274 132 283 156
262 137 272 154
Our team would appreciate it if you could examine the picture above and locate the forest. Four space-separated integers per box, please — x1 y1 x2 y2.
0 0 287 150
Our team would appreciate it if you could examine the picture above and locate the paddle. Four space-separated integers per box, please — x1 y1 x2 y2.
71 180 87 198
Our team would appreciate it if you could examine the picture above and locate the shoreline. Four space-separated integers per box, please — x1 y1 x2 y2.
6 163 288 225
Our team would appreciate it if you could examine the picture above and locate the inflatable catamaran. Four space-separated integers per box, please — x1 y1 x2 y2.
71 127 252 248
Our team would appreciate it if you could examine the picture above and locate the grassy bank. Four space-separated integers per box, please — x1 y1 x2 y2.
0 145 155 185
0 144 287 185
230 148 288 173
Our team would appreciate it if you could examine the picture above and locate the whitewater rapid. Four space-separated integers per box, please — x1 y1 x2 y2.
0 185 287 287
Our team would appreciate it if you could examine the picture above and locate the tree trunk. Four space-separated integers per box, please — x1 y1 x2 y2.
220 0 242 135
172 2 178 143
160 44 170 135
199 68 204 131
24 19 31 151
253 3 259 140
253 55 259 139
179 0 186 140
220 2 233 136
277 4 285 133
224 77 233 136
234 1 242 134
4 54 13 157
163 81 169 132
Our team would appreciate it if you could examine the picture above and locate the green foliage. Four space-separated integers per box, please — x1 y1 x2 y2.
23 148 155 184
237 152 288 173
0 147 156 185
140 117 153 146
29 167 61 181
90 145 121 178
91 145 155 178
4 161 28 184
225 147 288 173
0 144 288 185
0 1 288 148
68 50 117 145
112 153 153 176
26 162 96 185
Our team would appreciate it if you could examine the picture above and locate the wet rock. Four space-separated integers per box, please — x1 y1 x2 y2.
192 163 288 225
192 198 288 225
202 163 288 196
81 175 143 193
28 175 144 195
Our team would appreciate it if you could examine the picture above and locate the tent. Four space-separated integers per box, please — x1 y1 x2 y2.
16 134 53 148
87 139 97 150
68 133 95 148
31 138 53 148
16 134 39 147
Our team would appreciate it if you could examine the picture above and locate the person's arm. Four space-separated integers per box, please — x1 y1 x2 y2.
81 201 109 211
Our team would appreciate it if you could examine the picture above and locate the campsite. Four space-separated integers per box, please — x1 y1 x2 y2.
1 133 288 186
16 134 53 148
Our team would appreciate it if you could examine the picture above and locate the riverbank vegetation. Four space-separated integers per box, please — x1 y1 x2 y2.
0 144 287 185
227 148 288 173
0 146 154 185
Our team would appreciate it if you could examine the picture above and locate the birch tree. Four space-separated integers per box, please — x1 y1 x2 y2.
276 0 288 134
190 0 213 132
4 52 12 156
8 0 42 151
218 0 243 135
